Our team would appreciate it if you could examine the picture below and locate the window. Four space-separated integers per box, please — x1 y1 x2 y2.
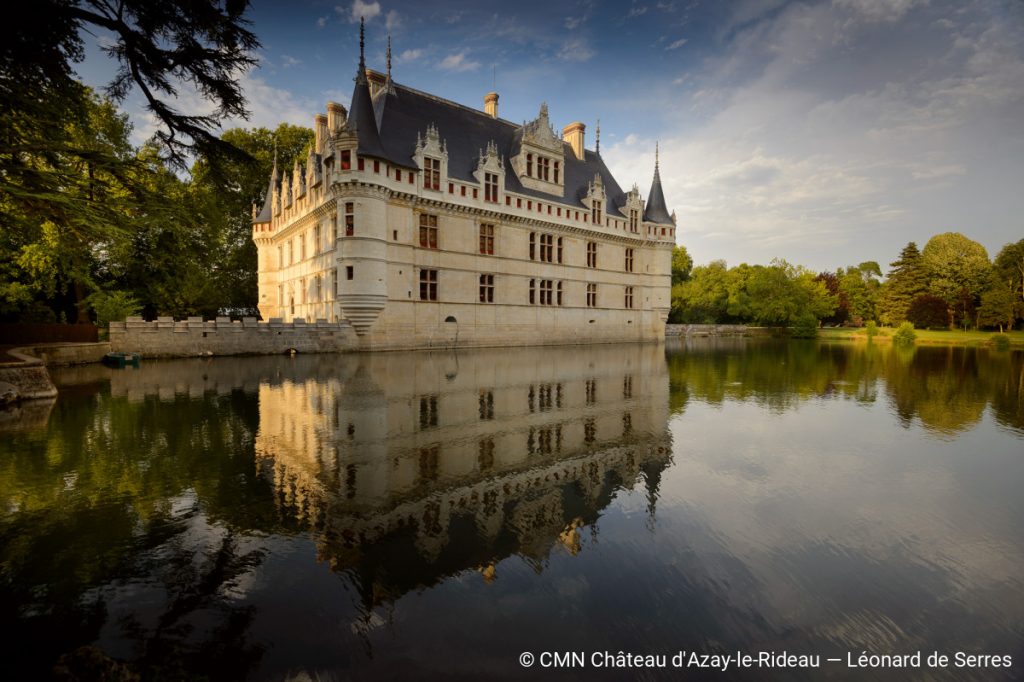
526 153 533 176
423 157 440 189
529 278 535 304
623 375 633 399
587 241 597 268
357 158 364 171
300 278 306 304
556 281 563 306
592 200 602 224
625 248 634 272
484 172 498 202
472 188 478 199
625 286 634 309
331 215 338 240
277 245 283 268
539 234 554 263
279 284 284 308
538 156 550 181
290 295 295 315
341 150 351 170
553 161 560 184
540 279 553 305
479 274 494 303
419 396 438 429
479 223 495 255
332 268 338 296
408 171 415 183
373 160 380 173
315 275 322 301
587 283 597 308
314 224 321 254
479 390 494 421
345 202 354 237
557 237 563 263
585 379 596 405
288 239 294 265
395 168 401 181
346 266 354 280
299 234 306 260
419 214 438 249
419 269 438 301
529 232 536 260
629 209 639 232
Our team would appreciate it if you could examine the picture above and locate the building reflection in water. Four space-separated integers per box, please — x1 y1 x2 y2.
251 345 672 608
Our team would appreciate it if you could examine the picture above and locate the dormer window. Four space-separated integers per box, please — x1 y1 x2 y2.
425 157 441 190
554 161 560 184
629 209 638 232
592 200 602 224
485 173 498 202
538 157 550 181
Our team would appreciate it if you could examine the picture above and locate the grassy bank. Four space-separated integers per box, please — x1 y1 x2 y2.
818 327 1024 347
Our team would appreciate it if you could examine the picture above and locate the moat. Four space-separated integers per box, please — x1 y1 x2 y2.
1 340 1022 680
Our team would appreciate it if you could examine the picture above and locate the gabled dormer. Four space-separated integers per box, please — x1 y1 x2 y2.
582 173 607 225
473 140 505 205
292 159 305 201
414 123 448 192
624 185 644 234
513 103 565 197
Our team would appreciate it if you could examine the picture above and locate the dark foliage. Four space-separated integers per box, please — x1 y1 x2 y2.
907 294 949 330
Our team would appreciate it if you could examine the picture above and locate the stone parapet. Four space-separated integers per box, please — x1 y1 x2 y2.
110 317 358 358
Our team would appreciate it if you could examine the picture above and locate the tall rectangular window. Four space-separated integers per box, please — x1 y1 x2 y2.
625 286 634 309
346 266 354 280
288 239 294 265
425 157 441 190
479 274 494 303
592 200 602 224
419 269 438 301
300 234 306 261
484 172 498 202
540 234 554 263
341 150 351 170
540 279 553 305
587 283 597 307
625 248 634 272
277 245 283 268
479 223 495 255
419 214 438 249
279 284 284 308
629 209 639 232
332 268 338 296
331 215 338 239
529 278 535 304
538 156 550 181
553 161 560 184
529 232 536 260
556 281 563 306
557 237 563 263
300 277 306 304
345 202 354 237
314 224 321 254
315 275 322 301
526 153 533 176
587 241 597 268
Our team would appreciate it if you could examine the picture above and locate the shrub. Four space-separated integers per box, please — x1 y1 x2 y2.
990 333 1011 351
865 320 879 338
893 321 917 346
87 290 140 328
906 294 949 330
790 312 819 339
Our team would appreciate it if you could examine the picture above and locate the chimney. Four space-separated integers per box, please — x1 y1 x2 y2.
563 121 586 160
484 91 499 118
314 114 327 150
326 102 347 133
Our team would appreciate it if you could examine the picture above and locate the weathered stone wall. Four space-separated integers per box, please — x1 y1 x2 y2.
0 347 58 403
665 324 784 337
109 316 358 358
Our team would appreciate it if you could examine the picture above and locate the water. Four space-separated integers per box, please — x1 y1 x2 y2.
1 340 1021 680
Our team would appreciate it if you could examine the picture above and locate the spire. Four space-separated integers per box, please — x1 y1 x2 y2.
596 119 600 154
386 34 392 79
349 17 387 159
253 148 277 224
643 141 672 225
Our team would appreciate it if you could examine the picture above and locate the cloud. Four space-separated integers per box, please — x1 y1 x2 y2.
385 10 401 31
342 0 380 23
565 16 583 29
558 38 595 62
316 16 328 29
666 38 688 50
439 52 480 72
280 55 301 68
628 3 649 18
397 48 423 64
605 0 1024 269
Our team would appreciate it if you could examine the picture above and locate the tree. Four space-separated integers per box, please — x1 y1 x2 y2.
921 232 991 319
672 260 730 323
671 245 693 285
907 294 950 330
877 242 928 326
993 239 1024 319
836 262 881 325
815 271 849 326
977 273 1019 331
1 0 260 171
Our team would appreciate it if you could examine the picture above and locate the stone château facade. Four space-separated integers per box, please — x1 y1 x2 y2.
252 23 676 350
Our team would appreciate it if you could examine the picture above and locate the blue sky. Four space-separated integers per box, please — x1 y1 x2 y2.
76 0 1024 271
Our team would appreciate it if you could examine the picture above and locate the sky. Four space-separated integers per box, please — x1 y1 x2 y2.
74 0 1024 272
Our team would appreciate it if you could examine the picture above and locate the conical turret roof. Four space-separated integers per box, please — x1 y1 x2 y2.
644 143 673 225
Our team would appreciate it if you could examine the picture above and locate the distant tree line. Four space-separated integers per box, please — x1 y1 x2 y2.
670 233 1024 331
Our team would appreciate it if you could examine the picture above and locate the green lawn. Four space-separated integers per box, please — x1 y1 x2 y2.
817 327 1024 347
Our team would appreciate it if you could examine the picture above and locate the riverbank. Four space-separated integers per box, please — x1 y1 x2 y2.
818 327 1024 347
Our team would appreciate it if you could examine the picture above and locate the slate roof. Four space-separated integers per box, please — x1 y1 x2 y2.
253 160 276 223
363 77 641 218
644 162 673 225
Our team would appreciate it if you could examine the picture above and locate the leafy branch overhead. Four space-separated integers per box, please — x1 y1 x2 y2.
3 0 260 169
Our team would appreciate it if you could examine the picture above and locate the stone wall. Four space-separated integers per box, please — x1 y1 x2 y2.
665 324 784 337
109 316 358 358
0 347 58 403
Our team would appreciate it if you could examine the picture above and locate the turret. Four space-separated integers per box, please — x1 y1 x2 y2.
643 142 673 225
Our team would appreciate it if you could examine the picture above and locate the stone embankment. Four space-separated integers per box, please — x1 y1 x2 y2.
0 347 58 404
110 316 358 358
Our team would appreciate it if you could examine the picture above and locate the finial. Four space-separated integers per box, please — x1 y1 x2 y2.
386 34 392 78
655 141 659 170
596 119 600 154
272 142 278 176
359 17 366 70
